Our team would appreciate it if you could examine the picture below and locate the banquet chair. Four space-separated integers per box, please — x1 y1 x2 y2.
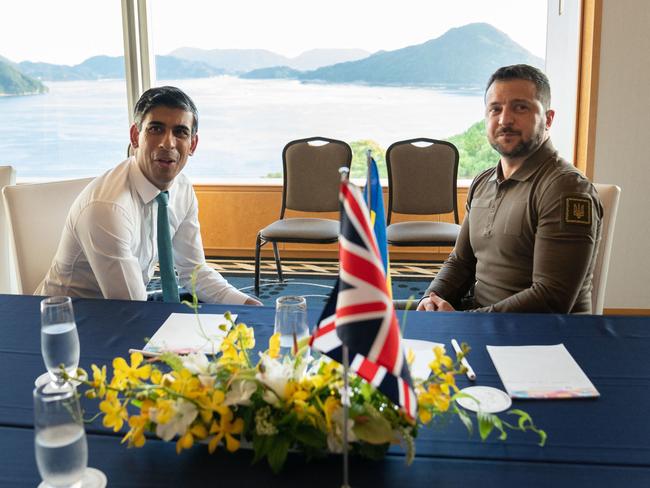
254 137 352 296
385 138 461 252
591 183 621 314
2 177 94 294
0 166 16 293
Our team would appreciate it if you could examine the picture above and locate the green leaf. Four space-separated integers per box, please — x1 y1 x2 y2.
456 406 474 436
252 434 273 464
293 425 327 450
159 352 183 372
477 412 495 440
352 404 394 445
267 435 290 474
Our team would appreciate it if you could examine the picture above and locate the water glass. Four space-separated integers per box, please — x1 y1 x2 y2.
34 384 88 488
274 295 309 357
41 297 80 385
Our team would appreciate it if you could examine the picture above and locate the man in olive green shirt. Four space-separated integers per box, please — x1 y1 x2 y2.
418 64 602 313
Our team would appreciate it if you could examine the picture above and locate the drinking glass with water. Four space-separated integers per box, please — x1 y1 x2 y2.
40 296 80 386
274 296 309 357
34 384 88 488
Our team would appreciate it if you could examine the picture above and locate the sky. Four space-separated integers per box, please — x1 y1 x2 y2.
0 0 547 65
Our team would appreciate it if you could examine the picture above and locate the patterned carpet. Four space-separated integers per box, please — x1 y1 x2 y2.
204 258 442 307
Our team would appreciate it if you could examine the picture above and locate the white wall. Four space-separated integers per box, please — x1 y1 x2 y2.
593 0 650 308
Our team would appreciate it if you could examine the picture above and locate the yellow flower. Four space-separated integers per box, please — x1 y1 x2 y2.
169 369 203 399
89 364 107 398
99 392 128 432
112 352 151 387
268 332 281 359
198 389 227 424
228 323 255 350
176 422 209 454
406 348 415 366
150 368 163 385
429 346 453 375
323 396 341 430
153 398 175 425
208 408 244 453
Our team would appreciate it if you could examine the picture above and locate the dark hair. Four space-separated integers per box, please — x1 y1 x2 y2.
133 86 199 135
485 64 551 110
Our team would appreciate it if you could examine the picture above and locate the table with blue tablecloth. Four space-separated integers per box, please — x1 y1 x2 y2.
1 294 650 487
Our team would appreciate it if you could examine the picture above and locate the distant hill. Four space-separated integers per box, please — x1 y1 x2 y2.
289 48 370 71
169 47 371 73
0 58 47 95
251 23 543 87
16 55 224 81
241 66 301 80
169 48 288 73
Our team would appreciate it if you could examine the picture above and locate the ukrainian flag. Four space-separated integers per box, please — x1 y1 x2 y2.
364 156 392 297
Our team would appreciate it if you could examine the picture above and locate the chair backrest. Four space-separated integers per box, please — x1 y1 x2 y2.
2 177 94 294
281 137 352 217
0 166 16 293
386 138 459 224
591 183 621 314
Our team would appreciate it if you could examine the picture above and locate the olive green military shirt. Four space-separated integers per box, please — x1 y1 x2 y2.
426 139 603 313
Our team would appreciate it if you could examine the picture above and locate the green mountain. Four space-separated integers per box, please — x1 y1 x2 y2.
248 23 543 87
16 55 224 81
448 119 500 178
0 58 47 95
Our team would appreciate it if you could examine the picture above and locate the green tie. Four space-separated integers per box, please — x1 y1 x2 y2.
156 191 179 303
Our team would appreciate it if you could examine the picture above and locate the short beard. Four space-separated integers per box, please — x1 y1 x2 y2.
490 122 547 159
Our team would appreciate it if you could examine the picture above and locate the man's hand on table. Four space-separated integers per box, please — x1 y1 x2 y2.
416 292 456 312
244 296 263 306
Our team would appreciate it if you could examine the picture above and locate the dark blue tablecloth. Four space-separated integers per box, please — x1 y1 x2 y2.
2 294 650 486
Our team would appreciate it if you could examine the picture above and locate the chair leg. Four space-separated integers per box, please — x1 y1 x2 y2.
254 234 262 296
272 242 284 283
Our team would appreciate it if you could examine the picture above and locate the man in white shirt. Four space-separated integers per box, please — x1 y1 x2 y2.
37 86 262 306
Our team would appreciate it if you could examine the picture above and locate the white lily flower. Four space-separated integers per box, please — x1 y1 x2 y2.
152 399 198 441
256 355 291 401
224 379 257 406
181 352 210 375
326 406 357 453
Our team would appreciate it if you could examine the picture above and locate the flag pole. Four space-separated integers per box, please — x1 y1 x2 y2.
338 166 351 488
365 149 372 210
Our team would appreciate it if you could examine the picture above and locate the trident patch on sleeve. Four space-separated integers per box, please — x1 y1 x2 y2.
564 196 592 225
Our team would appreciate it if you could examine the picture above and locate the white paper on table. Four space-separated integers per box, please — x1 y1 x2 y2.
143 313 236 355
486 344 600 399
403 339 445 380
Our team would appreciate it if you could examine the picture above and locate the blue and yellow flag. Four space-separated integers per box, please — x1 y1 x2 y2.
364 157 392 297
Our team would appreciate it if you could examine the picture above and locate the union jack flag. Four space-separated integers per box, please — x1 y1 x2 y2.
311 180 416 419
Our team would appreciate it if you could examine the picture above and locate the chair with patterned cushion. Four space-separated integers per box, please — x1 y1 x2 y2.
386 138 461 251
2 177 94 294
254 137 352 296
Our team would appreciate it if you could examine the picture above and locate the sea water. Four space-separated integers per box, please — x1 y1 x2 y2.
35 423 88 487
41 322 80 382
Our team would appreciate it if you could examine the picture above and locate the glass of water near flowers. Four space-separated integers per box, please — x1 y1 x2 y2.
39 296 80 388
33 384 106 488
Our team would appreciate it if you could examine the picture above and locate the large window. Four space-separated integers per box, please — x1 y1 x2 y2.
149 0 547 181
1 1 548 182
0 1 127 180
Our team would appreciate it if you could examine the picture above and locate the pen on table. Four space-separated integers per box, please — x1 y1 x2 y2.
451 339 477 381
128 348 197 358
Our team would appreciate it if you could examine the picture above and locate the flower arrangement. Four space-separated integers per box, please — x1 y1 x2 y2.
72 312 546 473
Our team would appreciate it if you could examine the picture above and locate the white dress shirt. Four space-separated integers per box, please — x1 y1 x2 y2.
37 157 249 304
